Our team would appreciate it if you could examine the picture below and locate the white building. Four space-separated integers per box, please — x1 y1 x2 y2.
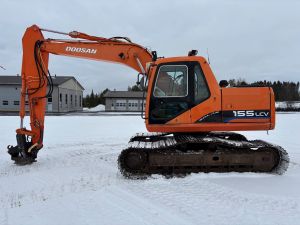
104 91 146 112
0 75 84 113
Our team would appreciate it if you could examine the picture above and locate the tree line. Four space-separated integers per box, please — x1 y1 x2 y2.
83 88 109 108
229 79 300 101
83 80 300 108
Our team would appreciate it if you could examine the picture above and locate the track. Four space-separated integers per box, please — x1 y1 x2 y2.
118 132 289 178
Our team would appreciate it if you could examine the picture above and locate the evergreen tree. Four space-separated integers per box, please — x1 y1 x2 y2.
83 88 111 108
224 78 300 101
98 88 110 105
128 85 142 91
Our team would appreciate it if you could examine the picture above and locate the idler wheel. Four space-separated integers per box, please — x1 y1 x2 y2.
124 151 146 170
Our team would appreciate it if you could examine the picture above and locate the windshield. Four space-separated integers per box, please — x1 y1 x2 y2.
153 65 188 97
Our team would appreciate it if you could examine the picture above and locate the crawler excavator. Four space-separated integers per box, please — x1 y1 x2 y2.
7 25 289 177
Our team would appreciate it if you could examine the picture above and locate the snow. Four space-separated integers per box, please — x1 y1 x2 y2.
0 113 300 225
83 104 105 112
81 104 140 115
275 101 300 109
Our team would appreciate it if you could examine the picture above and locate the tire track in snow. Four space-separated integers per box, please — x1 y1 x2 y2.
45 141 123 151
0 142 124 178
0 142 124 210
98 186 196 225
0 173 119 209
121 176 300 225
0 174 196 225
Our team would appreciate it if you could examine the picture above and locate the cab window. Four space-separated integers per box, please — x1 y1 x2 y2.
154 65 188 97
194 64 210 104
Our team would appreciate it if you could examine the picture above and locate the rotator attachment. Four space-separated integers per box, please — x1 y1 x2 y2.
7 134 39 165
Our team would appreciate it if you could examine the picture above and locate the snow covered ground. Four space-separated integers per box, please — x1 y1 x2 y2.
81 104 140 116
83 104 105 112
0 113 299 225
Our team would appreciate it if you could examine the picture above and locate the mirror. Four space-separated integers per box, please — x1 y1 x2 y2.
219 80 229 88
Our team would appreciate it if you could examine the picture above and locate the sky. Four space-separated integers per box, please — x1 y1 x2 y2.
0 0 299 94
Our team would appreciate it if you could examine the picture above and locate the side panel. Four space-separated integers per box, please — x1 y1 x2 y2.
221 87 273 124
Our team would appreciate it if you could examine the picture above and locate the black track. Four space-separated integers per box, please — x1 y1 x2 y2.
118 132 289 178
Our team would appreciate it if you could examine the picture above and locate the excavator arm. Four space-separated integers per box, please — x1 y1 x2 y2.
8 24 153 164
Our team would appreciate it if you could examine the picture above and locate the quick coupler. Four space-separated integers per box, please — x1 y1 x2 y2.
7 134 38 165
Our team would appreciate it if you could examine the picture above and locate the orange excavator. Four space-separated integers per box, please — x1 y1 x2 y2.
7 25 289 177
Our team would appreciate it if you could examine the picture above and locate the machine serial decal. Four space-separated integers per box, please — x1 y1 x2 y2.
65 47 97 54
197 110 270 123
233 110 269 118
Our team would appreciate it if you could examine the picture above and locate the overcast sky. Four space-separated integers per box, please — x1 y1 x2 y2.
0 0 299 94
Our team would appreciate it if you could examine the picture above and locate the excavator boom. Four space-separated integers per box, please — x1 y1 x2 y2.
7 25 153 164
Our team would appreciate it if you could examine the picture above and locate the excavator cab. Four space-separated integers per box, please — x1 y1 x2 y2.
145 57 222 133
145 56 277 134
148 61 209 124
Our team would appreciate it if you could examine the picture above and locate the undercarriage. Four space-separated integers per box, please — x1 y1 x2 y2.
118 132 289 178
8 131 289 178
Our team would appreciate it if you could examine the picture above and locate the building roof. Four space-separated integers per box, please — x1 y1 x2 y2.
0 75 84 90
104 91 145 98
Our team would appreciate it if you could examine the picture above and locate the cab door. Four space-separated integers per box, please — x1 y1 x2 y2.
149 62 193 124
